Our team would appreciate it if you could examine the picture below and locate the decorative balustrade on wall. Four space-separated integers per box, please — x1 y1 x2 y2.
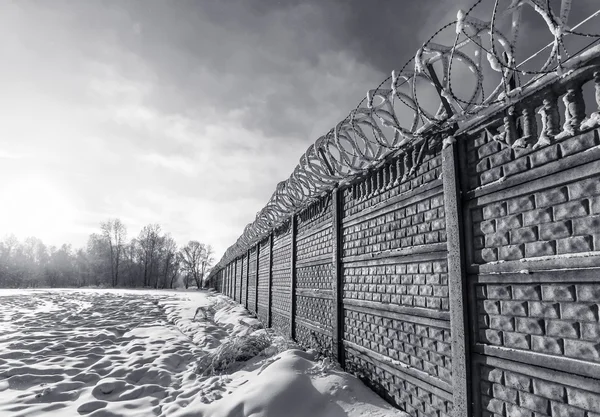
206 1 600 416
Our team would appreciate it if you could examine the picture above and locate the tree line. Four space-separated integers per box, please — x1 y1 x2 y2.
0 219 214 289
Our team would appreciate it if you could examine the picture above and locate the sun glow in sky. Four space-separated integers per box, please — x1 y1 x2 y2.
2 0 598 258
0 177 83 244
0 0 387 257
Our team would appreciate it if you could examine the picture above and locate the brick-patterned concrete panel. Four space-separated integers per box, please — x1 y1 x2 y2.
224 265 229 297
271 222 292 334
235 258 242 302
296 264 333 289
297 195 332 240
471 172 600 264
342 146 443 217
478 360 600 417
247 247 257 314
296 198 332 262
476 283 600 363
229 264 235 298
257 238 270 325
342 191 446 257
294 195 336 357
271 289 291 315
343 259 449 310
345 350 453 417
271 268 291 294
241 255 248 307
271 310 290 336
465 123 600 417
297 227 333 261
272 223 292 285
295 322 333 356
464 129 600 191
296 295 333 328
344 309 452 383
271 222 292 326
227 266 231 296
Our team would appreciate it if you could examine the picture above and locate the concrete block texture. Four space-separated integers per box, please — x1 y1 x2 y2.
465 128 600 417
213 122 600 417
472 176 600 263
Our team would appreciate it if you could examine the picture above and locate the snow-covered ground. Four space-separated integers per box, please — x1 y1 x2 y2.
0 288 405 417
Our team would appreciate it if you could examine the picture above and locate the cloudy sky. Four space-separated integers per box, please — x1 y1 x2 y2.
1 0 598 259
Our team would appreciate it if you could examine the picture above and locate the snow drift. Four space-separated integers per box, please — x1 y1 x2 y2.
0 289 405 417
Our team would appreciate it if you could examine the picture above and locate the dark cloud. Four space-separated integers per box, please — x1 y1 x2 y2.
2 0 599 256
18 0 597 141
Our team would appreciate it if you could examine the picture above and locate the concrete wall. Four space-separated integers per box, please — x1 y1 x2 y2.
209 63 600 417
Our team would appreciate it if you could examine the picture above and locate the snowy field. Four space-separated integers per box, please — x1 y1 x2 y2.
0 289 405 417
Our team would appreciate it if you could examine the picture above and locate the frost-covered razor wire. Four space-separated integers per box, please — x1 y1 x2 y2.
211 0 600 274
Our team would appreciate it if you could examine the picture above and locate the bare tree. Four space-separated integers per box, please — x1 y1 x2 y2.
179 241 214 290
101 219 127 287
200 245 214 288
86 233 110 287
138 224 162 287
0 228 214 291
0 235 22 287
177 252 192 289
46 244 75 288
19 237 48 287
158 234 177 289
169 253 181 289
74 248 91 287
121 239 141 287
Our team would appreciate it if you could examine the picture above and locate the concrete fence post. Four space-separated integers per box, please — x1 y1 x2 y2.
332 187 344 367
236 254 244 304
234 259 238 301
290 215 297 340
245 249 250 309
255 243 260 314
441 139 471 417
267 232 273 328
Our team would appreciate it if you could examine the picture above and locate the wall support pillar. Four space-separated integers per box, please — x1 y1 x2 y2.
234 259 238 302
238 254 244 304
245 249 250 309
442 140 471 417
267 232 273 328
290 216 297 340
255 244 260 314
332 187 344 367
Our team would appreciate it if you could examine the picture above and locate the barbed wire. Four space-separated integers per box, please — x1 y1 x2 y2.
212 0 600 272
